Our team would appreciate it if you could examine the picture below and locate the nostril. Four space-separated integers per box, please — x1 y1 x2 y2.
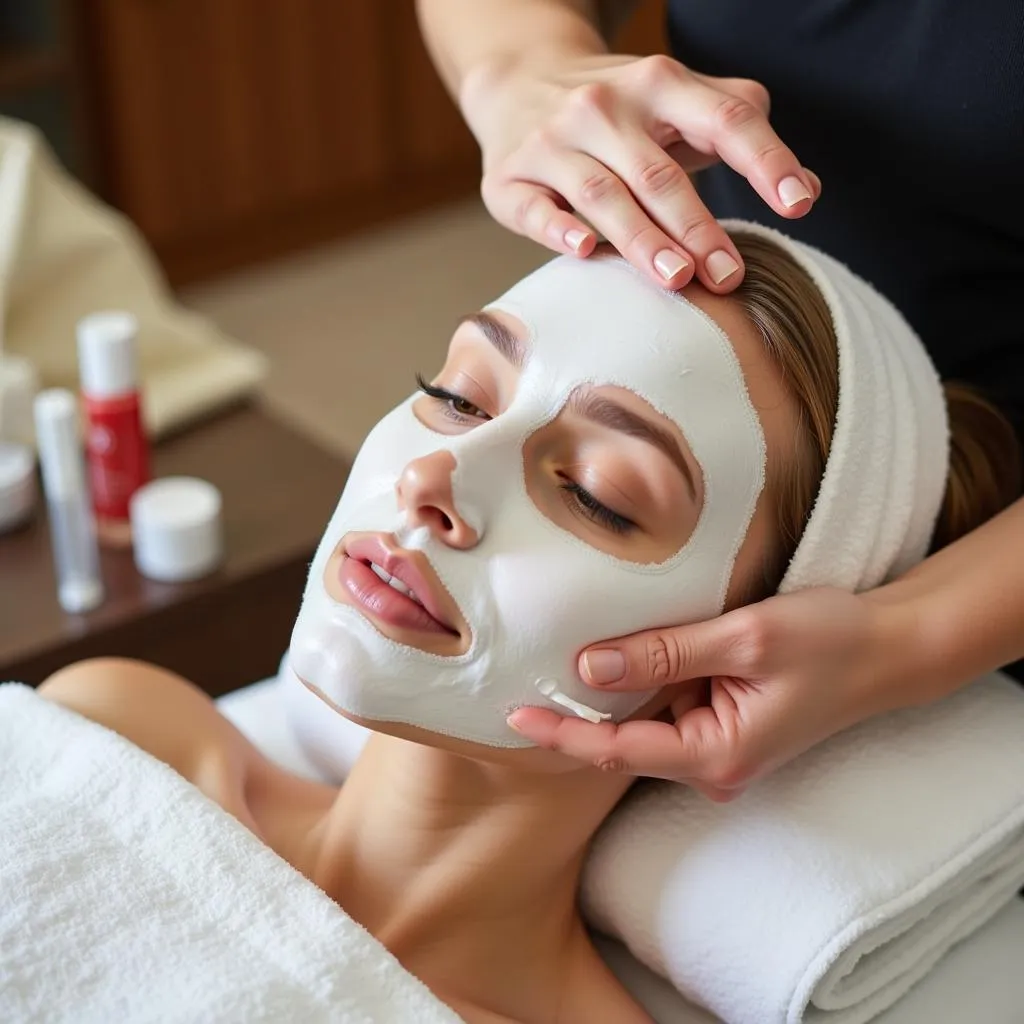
440 512 453 531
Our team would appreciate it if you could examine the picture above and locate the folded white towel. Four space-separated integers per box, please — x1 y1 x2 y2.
0 683 461 1024
580 672 1024 1024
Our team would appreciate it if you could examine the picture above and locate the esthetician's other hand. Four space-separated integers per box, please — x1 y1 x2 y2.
460 52 820 292
507 587 911 801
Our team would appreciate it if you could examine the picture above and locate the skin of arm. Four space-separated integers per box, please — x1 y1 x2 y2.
864 494 1024 712
416 0 612 101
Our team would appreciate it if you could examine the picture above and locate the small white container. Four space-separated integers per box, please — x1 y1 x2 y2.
129 476 224 583
0 441 36 533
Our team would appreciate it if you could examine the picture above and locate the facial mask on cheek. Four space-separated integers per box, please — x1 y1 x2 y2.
290 254 766 748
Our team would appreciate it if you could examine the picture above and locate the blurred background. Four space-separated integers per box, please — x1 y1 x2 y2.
0 0 665 458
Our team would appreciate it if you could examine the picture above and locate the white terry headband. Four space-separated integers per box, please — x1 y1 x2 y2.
722 220 951 593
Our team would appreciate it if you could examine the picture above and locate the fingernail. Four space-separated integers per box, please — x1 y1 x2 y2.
654 249 689 281
506 713 525 733
565 228 591 253
581 649 626 686
778 175 812 208
706 249 740 284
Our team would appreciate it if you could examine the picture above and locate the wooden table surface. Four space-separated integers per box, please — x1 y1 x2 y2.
0 403 349 695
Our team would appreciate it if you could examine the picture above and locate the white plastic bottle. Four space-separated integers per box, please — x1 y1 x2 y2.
33 389 104 614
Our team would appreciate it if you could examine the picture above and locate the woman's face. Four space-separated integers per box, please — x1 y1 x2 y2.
290 253 800 767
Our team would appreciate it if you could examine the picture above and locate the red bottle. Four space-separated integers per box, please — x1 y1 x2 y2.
77 311 151 547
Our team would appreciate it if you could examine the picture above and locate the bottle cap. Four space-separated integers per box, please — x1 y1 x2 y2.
130 476 224 583
0 441 36 533
77 311 139 399
33 389 85 502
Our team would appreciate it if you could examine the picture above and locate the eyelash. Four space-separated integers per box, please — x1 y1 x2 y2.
559 480 636 535
415 375 636 536
416 374 490 423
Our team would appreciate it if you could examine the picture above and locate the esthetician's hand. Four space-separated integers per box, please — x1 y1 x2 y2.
507 587 914 801
461 52 820 292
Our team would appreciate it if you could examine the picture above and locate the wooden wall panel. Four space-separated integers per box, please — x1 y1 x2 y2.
388 7 479 174
615 0 668 55
91 0 387 253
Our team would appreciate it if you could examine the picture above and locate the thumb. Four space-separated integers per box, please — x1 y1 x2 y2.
579 613 747 691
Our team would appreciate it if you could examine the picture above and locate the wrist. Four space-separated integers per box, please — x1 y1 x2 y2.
858 583 936 715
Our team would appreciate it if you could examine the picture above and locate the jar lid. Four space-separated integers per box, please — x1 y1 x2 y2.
0 441 37 533
129 476 224 583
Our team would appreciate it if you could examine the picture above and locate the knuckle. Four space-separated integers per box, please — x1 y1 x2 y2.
713 94 762 134
708 755 751 791
645 633 685 685
578 169 623 205
748 139 787 172
595 755 629 774
524 124 560 156
634 53 682 89
730 609 775 672
511 191 547 234
616 220 664 257
674 211 721 250
567 81 615 119
480 173 508 214
633 156 685 197
733 77 771 114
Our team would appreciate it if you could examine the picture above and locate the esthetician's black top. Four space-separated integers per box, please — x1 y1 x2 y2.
667 0 1024 441
666 0 1024 681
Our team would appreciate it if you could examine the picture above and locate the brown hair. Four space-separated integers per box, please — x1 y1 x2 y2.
729 230 1023 596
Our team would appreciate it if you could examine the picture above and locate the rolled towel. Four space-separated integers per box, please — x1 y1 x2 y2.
581 672 1024 1024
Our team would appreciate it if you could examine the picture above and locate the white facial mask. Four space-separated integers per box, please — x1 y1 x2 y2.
290 254 765 748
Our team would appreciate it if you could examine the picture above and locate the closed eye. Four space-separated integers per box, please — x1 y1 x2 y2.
558 478 636 535
416 374 491 424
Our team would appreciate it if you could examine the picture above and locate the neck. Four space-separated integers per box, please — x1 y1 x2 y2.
309 733 632 1009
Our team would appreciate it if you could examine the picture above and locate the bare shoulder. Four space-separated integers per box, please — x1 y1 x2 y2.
38 658 262 820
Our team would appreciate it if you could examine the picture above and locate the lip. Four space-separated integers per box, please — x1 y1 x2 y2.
339 533 467 644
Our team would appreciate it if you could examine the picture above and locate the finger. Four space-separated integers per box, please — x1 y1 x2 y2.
507 706 722 781
655 73 815 220
538 149 697 289
690 73 771 117
579 611 754 691
601 128 746 292
482 177 597 257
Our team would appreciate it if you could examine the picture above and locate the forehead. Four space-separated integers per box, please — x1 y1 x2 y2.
484 254 745 417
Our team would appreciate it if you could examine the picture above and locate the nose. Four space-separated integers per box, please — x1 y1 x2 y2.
396 450 480 549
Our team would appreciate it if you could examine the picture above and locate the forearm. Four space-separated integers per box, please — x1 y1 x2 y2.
866 495 1024 707
415 0 609 101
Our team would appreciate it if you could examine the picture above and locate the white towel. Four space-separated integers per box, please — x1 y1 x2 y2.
721 220 950 594
0 683 462 1024
580 672 1024 1024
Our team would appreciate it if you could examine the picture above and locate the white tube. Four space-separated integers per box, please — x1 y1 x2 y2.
33 389 104 614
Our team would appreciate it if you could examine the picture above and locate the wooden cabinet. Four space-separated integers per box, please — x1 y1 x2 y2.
81 1 664 285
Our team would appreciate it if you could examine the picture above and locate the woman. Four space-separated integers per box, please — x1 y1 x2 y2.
39 228 1018 1023
416 0 1024 796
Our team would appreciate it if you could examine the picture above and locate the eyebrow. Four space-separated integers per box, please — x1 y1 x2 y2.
570 391 699 501
459 312 526 368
